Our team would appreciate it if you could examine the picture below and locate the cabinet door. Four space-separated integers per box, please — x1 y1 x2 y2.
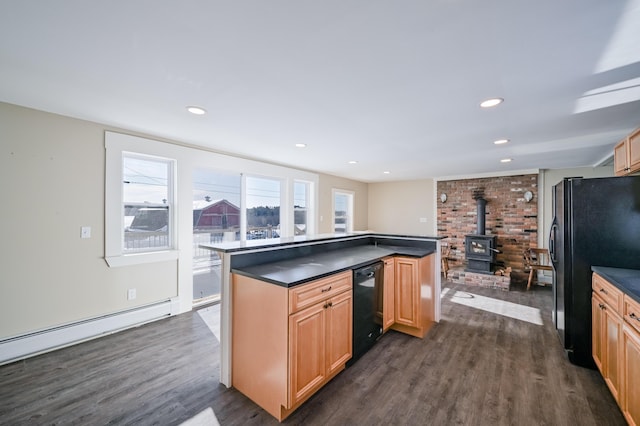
592 295 604 372
614 139 629 176
629 129 640 174
394 257 419 328
289 302 326 407
326 290 352 376
383 258 395 331
603 305 623 402
623 324 640 426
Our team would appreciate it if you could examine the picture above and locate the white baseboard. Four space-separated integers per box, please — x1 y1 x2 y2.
0 299 176 366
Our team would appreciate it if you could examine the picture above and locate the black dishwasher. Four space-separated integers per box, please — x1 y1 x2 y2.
348 261 384 367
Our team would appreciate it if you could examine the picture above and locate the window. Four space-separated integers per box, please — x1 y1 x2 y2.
105 132 178 267
294 181 309 235
192 169 241 303
333 190 354 233
123 153 173 252
245 176 281 239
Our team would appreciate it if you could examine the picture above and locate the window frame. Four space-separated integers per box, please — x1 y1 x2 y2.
243 174 284 240
105 132 179 267
122 152 175 253
332 189 354 234
293 179 313 236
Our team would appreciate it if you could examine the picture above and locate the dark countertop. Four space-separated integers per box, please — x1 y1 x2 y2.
201 232 443 253
592 266 640 304
232 244 434 287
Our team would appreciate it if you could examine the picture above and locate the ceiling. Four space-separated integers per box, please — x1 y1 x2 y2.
1 1 639 182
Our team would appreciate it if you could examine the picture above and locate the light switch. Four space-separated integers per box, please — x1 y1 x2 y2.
127 288 137 300
81 226 91 238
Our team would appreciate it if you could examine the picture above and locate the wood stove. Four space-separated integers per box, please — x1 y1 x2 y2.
464 189 497 274
465 234 497 273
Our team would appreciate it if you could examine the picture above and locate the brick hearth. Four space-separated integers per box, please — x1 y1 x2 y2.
447 267 511 291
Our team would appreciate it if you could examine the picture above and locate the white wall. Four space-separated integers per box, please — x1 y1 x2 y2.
368 179 436 235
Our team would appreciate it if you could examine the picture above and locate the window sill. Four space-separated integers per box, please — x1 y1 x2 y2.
105 250 179 267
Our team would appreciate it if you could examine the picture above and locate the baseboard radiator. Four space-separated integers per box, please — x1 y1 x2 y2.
0 298 180 366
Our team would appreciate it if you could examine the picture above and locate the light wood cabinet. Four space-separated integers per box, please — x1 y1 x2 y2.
394 257 420 328
391 254 435 338
614 128 640 176
623 324 640 426
382 257 395 332
592 296 604 371
593 271 640 425
592 292 623 401
622 295 640 426
232 270 352 421
592 274 623 402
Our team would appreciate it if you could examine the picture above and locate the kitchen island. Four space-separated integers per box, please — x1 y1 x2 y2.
201 232 443 414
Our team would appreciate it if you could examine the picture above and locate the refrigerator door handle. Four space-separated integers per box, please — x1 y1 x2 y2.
549 218 558 265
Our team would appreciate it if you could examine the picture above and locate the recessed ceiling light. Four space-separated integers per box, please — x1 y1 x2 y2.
383 171 391 174
348 160 358 164
295 143 307 148
186 106 206 115
500 158 513 163
494 139 510 145
480 98 504 108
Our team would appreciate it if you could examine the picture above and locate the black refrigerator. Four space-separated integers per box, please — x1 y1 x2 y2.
549 176 640 368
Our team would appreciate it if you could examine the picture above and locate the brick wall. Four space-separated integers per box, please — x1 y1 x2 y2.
437 174 538 284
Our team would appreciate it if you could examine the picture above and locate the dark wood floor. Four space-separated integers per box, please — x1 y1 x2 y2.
0 281 626 426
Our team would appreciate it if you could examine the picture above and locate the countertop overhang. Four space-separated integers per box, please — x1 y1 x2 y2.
232 244 434 287
592 266 640 303
201 232 443 254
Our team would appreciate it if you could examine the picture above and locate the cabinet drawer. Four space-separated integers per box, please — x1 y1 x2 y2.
289 270 352 314
593 273 623 314
624 295 640 335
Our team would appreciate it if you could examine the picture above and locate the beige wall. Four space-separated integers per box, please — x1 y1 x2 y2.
1 102 363 340
367 179 436 235
539 166 614 247
317 174 369 233
0 103 178 338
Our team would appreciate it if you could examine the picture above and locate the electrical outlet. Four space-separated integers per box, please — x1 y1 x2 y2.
81 226 91 238
127 288 137 300
419 217 427 223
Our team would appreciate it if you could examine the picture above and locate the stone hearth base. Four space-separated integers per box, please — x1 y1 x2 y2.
447 267 511 291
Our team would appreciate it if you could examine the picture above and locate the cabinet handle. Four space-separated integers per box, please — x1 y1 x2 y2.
321 286 332 293
323 301 333 309
599 288 607 294
599 303 605 310
631 313 640 321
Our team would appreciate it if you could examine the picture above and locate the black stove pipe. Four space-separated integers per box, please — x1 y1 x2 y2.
476 198 486 235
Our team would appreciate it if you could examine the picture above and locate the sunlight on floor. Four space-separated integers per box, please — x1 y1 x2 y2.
448 289 543 325
441 287 451 298
179 407 220 426
197 304 221 342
